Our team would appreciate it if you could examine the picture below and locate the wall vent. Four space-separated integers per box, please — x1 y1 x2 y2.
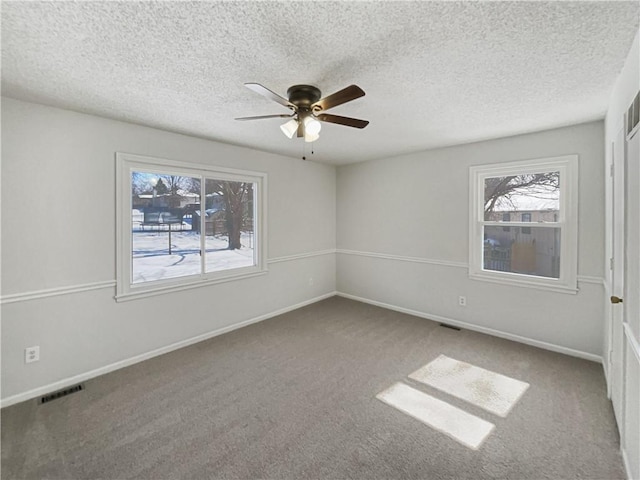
627 90 640 138
39 384 84 404
439 323 461 331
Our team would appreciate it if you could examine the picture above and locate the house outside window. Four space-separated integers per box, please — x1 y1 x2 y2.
502 213 511 232
521 212 532 234
469 155 578 293
117 153 267 300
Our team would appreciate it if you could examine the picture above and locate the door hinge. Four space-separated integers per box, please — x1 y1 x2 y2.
610 257 614 270
610 163 614 177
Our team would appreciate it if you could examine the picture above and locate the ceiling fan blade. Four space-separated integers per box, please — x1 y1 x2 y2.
311 85 365 111
244 83 295 109
235 114 294 121
315 113 369 129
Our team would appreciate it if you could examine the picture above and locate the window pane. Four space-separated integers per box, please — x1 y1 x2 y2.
131 172 201 283
483 226 561 278
484 171 560 221
204 179 255 273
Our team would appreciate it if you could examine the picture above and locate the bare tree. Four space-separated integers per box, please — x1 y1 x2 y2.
206 180 253 250
131 172 150 195
153 175 197 207
183 177 201 196
131 173 187 196
484 173 559 218
158 175 187 195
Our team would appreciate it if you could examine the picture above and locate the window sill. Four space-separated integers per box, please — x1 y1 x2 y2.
115 269 268 302
469 271 578 294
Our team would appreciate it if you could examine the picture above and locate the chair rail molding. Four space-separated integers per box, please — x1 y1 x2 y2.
268 249 336 264
1 249 338 304
336 249 467 269
337 248 604 286
1 281 117 305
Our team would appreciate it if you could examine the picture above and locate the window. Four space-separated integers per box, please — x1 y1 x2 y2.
117 153 267 300
502 213 511 232
521 213 531 234
469 155 578 293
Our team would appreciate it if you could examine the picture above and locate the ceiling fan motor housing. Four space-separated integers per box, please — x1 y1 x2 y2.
287 85 322 109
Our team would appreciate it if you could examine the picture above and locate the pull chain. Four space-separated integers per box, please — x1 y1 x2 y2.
301 141 315 160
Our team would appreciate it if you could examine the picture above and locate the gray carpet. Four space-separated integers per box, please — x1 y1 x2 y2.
1 297 624 479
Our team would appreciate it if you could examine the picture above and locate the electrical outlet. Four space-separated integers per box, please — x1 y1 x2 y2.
458 296 467 307
25 346 40 364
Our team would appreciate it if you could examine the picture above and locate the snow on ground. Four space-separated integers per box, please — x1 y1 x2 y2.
132 229 254 283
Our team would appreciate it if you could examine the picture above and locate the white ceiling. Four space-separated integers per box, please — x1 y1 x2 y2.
2 1 638 166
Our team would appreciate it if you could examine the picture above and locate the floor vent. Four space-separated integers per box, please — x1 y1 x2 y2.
39 384 84 404
439 323 461 331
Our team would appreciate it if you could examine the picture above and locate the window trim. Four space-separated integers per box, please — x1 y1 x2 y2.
116 152 268 302
468 155 578 294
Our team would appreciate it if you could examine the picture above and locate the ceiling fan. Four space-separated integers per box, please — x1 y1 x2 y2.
236 83 369 143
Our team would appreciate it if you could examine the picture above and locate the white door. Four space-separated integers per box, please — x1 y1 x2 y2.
624 126 640 345
622 125 640 480
609 126 625 423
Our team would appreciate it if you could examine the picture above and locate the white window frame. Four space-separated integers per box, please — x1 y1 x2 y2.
116 152 267 301
469 155 578 293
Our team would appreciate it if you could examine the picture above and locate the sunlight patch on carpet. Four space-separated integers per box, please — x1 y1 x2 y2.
376 382 495 450
409 355 529 417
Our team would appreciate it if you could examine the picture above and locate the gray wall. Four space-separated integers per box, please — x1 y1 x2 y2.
1 98 337 404
0 96 621 431
336 121 605 357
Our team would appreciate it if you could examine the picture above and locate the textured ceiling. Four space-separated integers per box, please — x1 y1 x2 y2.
2 1 639 165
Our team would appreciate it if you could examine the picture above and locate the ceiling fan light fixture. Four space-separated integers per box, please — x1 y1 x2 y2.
280 118 298 139
304 131 320 143
304 116 322 135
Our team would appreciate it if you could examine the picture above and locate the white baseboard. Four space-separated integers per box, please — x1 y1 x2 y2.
602 360 612 399
2 290 604 408
1 291 337 409
336 291 603 363
622 446 633 480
